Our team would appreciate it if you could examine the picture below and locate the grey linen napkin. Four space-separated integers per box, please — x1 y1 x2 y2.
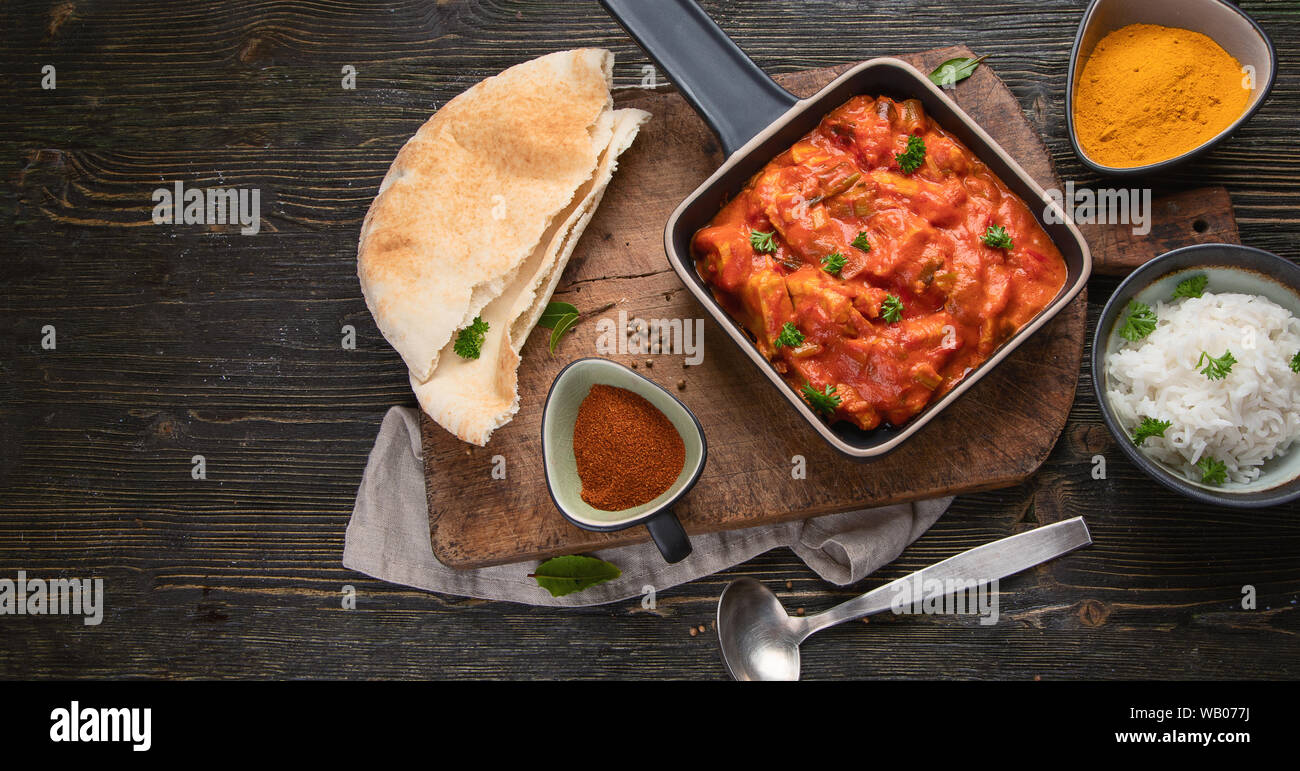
343 407 952 607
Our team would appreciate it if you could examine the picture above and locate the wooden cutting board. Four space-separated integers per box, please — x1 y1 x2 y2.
421 46 1240 568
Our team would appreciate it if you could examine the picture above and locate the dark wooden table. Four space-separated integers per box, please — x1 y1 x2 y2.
2 0 1297 680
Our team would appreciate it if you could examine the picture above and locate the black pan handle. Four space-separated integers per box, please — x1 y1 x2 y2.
599 0 798 156
645 510 692 564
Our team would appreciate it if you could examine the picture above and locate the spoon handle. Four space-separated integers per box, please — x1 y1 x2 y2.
800 518 1092 638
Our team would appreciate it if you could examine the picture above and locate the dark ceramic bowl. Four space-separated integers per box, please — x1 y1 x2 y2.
1066 0 1276 176
1092 244 1300 508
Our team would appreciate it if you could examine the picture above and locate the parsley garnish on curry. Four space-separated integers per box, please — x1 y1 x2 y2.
692 96 1068 430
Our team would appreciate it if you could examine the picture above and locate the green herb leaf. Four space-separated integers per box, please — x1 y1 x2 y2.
774 321 805 349
895 135 926 174
1171 274 1208 300
548 312 580 354
749 229 778 253
820 251 847 276
536 301 579 329
1119 302 1157 342
881 294 904 323
1197 349 1236 381
1290 351 1300 373
1197 456 1228 486
981 224 1013 250
1131 417 1172 446
928 54 988 88
800 381 841 418
850 232 871 252
529 555 621 597
453 316 489 359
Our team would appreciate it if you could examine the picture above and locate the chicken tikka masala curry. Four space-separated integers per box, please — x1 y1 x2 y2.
692 95 1067 431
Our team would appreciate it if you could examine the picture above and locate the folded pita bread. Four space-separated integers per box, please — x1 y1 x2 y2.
358 49 649 445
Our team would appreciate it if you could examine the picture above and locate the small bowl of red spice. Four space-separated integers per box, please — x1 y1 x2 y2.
541 358 707 563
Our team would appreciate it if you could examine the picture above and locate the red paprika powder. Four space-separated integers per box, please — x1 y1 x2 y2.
573 384 685 511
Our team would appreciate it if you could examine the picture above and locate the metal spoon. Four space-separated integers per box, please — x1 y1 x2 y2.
716 517 1092 680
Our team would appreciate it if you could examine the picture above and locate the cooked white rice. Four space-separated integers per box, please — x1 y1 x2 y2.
1106 291 1300 485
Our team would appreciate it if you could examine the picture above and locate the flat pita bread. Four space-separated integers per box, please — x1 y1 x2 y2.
359 48 615 383
358 49 649 445
411 108 648 445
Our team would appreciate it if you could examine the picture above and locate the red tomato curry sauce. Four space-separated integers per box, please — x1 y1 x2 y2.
692 95 1067 430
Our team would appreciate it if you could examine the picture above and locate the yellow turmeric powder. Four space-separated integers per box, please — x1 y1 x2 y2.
1074 24 1251 168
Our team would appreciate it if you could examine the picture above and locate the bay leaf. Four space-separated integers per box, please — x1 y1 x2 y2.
537 301 579 329
530 555 622 597
928 55 988 88
548 312 580 354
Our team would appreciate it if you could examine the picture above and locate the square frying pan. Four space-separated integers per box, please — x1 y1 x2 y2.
600 0 1091 458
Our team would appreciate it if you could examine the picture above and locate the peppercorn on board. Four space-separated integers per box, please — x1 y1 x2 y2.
421 47 1240 568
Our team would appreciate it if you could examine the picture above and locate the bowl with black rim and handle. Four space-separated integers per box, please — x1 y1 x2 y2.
541 358 707 563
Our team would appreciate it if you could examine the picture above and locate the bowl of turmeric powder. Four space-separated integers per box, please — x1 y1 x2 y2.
1067 0 1275 175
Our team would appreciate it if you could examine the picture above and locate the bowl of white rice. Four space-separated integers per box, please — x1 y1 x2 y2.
1094 243 1300 508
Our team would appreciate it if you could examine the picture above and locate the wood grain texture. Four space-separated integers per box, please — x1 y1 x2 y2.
422 49 1244 568
0 0 1297 680
1087 187 1241 275
423 50 1097 568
